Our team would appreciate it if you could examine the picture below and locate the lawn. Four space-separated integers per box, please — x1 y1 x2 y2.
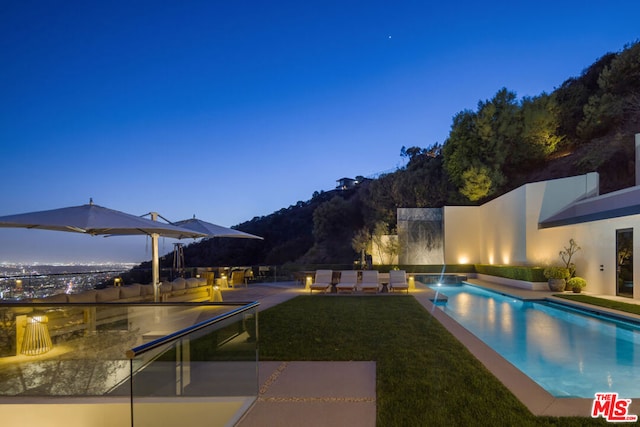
554 294 640 315
258 296 607 426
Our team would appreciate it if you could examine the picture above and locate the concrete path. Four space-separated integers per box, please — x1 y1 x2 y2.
236 361 376 427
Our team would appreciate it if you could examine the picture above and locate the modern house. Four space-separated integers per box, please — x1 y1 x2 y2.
336 177 359 190
398 133 640 299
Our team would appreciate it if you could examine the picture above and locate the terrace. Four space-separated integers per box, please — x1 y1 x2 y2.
4 274 638 426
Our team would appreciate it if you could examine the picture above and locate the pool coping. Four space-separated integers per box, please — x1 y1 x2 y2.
412 281 640 418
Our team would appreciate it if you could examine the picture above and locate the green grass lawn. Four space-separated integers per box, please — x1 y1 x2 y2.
554 294 640 315
259 296 607 426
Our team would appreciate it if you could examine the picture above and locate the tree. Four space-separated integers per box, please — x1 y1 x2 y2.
303 194 364 263
555 52 617 143
443 88 520 201
460 166 492 201
577 42 640 140
520 93 563 161
371 221 398 265
312 196 357 242
559 238 581 278
475 88 521 177
401 143 442 167
360 174 398 227
351 227 370 267
443 109 481 189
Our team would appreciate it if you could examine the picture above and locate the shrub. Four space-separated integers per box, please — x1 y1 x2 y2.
475 264 546 282
567 276 587 289
543 266 570 280
377 265 475 273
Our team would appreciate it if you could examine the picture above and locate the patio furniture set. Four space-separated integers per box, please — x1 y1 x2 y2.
309 269 410 294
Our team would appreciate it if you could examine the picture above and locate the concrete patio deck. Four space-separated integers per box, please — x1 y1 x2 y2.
236 361 376 427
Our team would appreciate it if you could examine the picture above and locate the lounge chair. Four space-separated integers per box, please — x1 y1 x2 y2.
310 269 332 293
389 270 409 293
229 270 246 288
360 270 380 293
335 270 358 293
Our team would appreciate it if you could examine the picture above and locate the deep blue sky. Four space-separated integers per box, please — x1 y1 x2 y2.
1 1 639 263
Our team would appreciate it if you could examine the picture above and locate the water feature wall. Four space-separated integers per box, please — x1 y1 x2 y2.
397 208 444 265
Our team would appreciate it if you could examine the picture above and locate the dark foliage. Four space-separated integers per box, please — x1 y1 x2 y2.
555 52 617 143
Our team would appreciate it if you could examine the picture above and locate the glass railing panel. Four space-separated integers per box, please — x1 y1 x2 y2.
0 302 255 427
129 305 258 427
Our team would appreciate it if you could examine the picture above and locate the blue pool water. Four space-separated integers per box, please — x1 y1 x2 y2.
430 284 640 398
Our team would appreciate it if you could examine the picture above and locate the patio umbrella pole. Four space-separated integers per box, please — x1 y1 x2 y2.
151 212 160 302
152 233 159 302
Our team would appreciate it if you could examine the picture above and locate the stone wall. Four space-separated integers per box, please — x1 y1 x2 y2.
397 208 444 265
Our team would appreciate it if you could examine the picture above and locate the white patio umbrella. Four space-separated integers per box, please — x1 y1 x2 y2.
0 200 206 301
170 216 263 274
172 216 264 240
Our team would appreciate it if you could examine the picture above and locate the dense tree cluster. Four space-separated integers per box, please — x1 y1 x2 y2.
443 89 562 200
158 41 640 268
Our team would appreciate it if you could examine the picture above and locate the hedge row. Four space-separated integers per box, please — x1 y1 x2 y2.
279 263 546 282
474 264 546 282
279 264 475 274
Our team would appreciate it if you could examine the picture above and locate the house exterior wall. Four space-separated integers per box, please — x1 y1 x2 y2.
524 174 599 265
371 234 399 265
444 188 528 266
406 169 640 298
443 206 480 264
443 176 590 267
528 215 640 298
521 173 619 296
441 172 639 297
478 185 528 265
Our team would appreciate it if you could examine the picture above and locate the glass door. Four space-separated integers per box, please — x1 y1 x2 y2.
616 229 633 298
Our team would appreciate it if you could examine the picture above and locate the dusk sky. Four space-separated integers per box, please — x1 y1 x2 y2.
1 1 639 263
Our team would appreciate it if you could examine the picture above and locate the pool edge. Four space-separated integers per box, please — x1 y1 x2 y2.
412 291 596 417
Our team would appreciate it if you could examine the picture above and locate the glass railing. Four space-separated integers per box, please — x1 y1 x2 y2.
0 301 259 427
0 265 284 302
127 303 259 427
0 269 129 301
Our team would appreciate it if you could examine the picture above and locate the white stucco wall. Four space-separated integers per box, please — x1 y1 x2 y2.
444 175 595 267
523 173 617 296
441 172 640 297
480 185 528 265
443 206 479 264
371 234 399 265
525 175 598 265
535 217 640 297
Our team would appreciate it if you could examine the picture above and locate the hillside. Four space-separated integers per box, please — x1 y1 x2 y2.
524 122 637 194
162 41 640 269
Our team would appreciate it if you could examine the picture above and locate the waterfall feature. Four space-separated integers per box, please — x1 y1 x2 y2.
397 208 444 265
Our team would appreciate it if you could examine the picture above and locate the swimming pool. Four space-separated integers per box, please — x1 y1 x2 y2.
429 284 640 398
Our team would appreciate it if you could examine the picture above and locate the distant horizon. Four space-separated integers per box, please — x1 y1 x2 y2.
0 261 139 267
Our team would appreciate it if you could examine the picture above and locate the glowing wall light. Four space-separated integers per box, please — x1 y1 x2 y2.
21 316 52 356
212 285 223 302
458 255 469 264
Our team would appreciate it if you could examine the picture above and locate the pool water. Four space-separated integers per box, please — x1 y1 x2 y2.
430 284 640 398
